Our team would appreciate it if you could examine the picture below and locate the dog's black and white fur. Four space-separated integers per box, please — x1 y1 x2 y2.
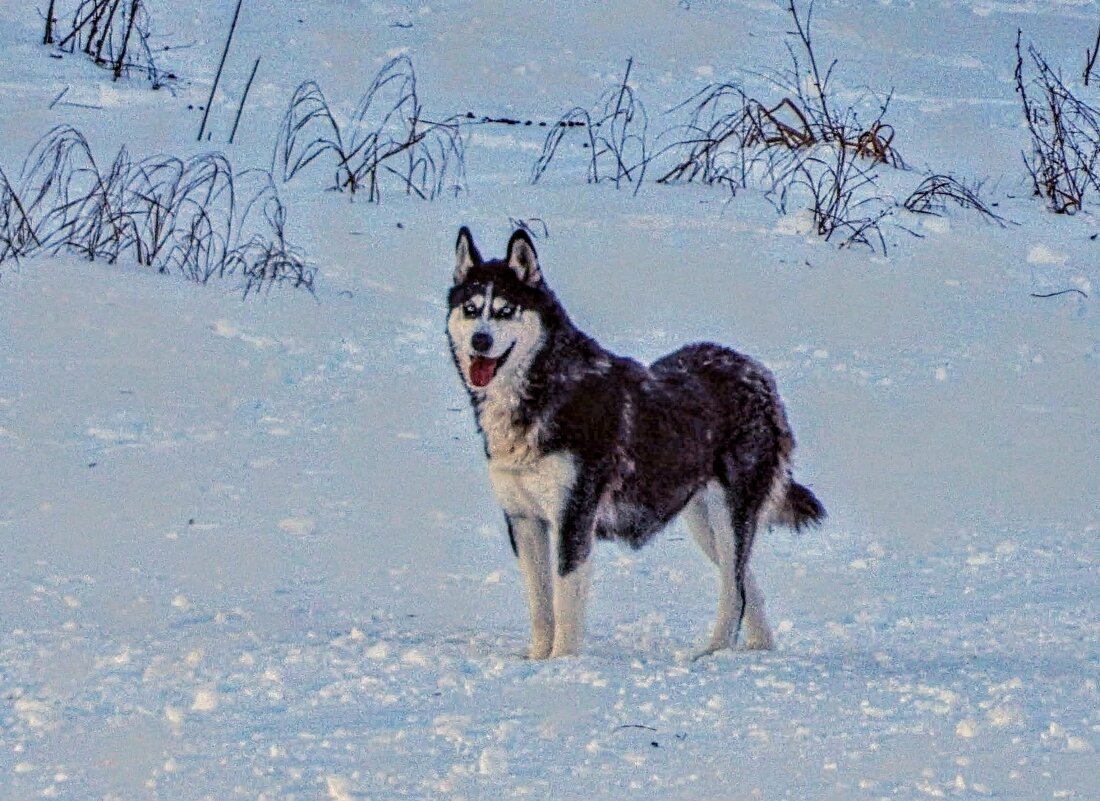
447 228 825 659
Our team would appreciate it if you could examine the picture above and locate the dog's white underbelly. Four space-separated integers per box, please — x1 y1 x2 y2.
488 451 577 523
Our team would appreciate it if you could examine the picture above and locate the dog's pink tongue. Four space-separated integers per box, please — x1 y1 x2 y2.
469 357 498 388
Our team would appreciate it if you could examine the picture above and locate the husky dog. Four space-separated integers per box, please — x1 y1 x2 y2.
447 228 824 659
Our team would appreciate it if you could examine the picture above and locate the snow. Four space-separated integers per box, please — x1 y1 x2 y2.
2 0 1099 799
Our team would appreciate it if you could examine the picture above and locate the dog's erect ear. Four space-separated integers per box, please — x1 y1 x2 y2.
454 227 482 284
506 229 542 286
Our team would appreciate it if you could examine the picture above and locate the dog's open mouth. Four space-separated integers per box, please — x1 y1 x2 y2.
468 345 513 388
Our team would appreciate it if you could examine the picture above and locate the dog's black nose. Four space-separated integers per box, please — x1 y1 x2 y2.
471 331 493 353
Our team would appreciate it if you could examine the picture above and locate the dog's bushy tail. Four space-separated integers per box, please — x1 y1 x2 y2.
778 480 826 532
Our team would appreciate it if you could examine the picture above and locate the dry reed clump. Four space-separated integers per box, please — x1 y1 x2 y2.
1015 30 1100 214
275 56 465 202
43 0 169 86
0 126 314 294
532 58 651 194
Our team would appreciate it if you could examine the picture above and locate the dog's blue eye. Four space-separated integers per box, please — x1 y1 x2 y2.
497 305 516 319
462 302 479 317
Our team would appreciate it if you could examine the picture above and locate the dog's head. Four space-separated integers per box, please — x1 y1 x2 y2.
447 227 548 393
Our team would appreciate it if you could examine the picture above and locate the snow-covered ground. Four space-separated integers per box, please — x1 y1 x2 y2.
2 1 1098 799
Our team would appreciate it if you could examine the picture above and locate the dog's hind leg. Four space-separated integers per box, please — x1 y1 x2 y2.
683 492 719 564
682 488 770 651
690 482 773 658
509 515 555 659
692 482 743 658
739 568 774 650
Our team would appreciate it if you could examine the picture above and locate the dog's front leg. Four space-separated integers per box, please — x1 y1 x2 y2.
508 515 555 659
549 479 601 658
550 552 592 658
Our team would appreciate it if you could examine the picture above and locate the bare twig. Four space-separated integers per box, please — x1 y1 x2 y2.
1031 289 1088 299
532 107 596 184
198 0 243 142
1085 21 1100 86
508 217 550 238
48 87 69 109
659 0 902 209
229 56 260 145
796 143 890 253
112 0 139 80
44 0 58 44
785 0 838 135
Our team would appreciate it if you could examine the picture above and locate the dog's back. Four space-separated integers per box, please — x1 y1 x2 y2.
579 342 822 549
652 342 823 529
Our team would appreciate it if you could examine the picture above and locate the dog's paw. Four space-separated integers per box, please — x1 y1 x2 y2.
526 642 553 660
742 630 775 651
549 643 582 659
691 639 731 662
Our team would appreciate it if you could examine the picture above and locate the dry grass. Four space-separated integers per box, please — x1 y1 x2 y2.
44 0 167 86
1015 30 1100 214
794 143 891 252
659 0 901 200
0 126 314 293
275 56 465 201
903 174 1006 225
532 58 650 193
654 0 904 251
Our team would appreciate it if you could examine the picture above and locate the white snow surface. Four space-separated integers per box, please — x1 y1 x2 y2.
2 1 1099 799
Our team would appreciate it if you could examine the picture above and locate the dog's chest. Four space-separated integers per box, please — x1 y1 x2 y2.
489 451 576 523
476 388 541 465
